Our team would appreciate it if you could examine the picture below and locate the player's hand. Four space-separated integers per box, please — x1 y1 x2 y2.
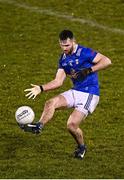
71 68 92 80
70 69 78 79
70 71 78 79
24 84 42 99
18 122 43 134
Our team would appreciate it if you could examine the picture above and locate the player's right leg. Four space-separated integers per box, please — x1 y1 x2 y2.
21 93 69 134
39 89 74 126
20 94 68 133
39 94 68 125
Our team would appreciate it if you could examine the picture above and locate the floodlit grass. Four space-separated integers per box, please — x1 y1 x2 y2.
0 0 124 178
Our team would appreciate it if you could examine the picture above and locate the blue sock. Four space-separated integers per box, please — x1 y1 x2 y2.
78 144 85 149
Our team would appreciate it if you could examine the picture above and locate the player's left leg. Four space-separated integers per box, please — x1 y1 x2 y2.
67 109 87 159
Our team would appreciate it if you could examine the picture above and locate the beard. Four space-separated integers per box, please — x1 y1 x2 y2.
64 46 74 55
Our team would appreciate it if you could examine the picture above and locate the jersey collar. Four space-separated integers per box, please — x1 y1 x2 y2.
73 44 78 53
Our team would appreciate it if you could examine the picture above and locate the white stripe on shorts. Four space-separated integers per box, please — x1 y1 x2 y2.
84 94 93 111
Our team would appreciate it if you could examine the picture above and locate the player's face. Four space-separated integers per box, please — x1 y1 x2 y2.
59 38 74 55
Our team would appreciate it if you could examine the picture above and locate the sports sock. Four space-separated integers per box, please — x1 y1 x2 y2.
78 144 85 150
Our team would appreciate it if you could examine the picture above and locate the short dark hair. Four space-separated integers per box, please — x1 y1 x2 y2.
59 30 74 40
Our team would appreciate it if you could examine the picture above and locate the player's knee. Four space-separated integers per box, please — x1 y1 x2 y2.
45 99 55 110
67 121 77 132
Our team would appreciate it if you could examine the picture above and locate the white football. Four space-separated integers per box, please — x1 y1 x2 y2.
15 106 35 125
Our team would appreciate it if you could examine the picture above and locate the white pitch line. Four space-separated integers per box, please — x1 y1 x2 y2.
0 0 124 35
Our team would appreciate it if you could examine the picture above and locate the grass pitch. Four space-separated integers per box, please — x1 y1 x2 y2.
0 0 124 178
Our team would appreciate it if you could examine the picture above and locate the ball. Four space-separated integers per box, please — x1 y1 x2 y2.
15 106 35 125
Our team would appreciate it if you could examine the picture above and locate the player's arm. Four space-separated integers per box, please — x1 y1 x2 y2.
24 68 66 99
91 53 112 72
71 53 112 79
42 68 66 91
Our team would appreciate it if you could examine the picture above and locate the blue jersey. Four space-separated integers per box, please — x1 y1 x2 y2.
58 44 100 96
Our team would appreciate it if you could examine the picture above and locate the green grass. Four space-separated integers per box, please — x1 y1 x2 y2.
0 0 124 178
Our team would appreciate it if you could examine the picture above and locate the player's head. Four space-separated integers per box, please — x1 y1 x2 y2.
59 29 74 40
59 30 75 55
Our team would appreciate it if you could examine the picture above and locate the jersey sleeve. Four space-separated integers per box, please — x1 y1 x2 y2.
82 47 98 62
58 60 63 69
